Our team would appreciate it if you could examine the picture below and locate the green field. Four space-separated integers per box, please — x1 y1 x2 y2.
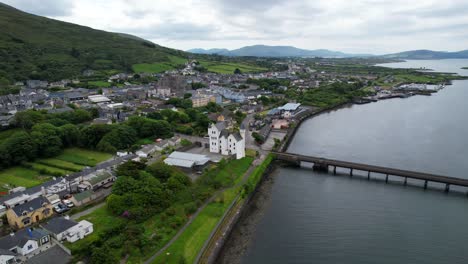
0 148 111 192
0 167 50 189
66 206 126 256
199 61 267 74
54 148 112 166
132 56 187 73
36 158 84 172
24 162 72 176
88 80 111 87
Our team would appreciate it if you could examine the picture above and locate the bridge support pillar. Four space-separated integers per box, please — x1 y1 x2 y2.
424 180 428 189
367 171 370 180
445 184 450 193
385 174 389 183
404 177 407 186
350 168 353 177
333 166 336 175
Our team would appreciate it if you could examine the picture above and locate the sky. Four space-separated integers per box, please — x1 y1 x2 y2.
3 0 468 54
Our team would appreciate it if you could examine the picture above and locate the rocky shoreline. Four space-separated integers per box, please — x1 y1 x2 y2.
216 168 278 264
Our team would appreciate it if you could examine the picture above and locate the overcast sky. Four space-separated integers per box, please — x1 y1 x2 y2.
3 0 468 54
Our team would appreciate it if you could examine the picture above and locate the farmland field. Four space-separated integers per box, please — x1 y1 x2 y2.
54 148 112 166
24 162 72 176
199 61 267 74
36 158 84 172
0 167 51 189
132 56 187 73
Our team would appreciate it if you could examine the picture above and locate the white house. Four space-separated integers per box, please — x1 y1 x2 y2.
208 122 246 159
0 228 51 257
42 216 93 243
0 249 15 264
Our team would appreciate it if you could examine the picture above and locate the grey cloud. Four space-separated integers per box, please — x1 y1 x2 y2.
2 0 74 16
112 22 220 40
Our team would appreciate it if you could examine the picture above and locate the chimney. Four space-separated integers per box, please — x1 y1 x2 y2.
41 186 46 196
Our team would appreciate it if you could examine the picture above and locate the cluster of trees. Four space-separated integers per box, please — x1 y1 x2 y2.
81 157 242 263
0 110 174 169
246 78 290 91
300 81 369 108
146 103 218 136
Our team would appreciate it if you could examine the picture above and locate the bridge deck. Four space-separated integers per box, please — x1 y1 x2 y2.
274 152 468 187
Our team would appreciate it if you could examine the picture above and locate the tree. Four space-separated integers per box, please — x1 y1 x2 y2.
183 93 192 99
13 110 44 129
59 124 80 146
31 123 63 157
0 131 37 167
234 68 242 74
146 161 174 182
116 160 146 178
97 125 137 152
79 124 112 148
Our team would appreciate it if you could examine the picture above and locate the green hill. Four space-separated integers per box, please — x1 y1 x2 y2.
0 3 186 84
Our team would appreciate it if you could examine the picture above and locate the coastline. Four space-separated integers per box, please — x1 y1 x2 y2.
216 167 278 264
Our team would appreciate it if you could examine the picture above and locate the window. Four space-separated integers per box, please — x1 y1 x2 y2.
27 244 33 250
22 217 31 225
41 236 49 244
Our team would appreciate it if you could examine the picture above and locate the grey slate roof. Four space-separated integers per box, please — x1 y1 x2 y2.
214 121 226 131
231 132 243 141
0 248 15 256
26 245 71 264
0 228 49 250
42 217 78 235
12 196 49 216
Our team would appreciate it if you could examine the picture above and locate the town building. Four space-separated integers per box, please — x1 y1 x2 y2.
164 151 210 170
0 228 51 258
42 216 93 243
208 122 246 159
6 197 53 229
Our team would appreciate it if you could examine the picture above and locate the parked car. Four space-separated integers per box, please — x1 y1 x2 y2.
62 199 74 208
54 203 69 214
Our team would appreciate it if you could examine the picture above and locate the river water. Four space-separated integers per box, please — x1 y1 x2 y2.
240 60 468 264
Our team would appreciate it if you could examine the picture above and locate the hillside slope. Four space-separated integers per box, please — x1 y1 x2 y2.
382 49 468 59
0 3 185 83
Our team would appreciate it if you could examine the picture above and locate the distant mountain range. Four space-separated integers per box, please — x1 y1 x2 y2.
188 45 371 58
382 49 468 59
188 45 468 59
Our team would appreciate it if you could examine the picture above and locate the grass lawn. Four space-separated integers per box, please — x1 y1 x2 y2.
132 56 187 74
88 80 111 87
199 61 267 74
25 162 72 176
36 158 84 172
151 202 226 264
0 167 50 189
66 206 126 254
55 148 113 166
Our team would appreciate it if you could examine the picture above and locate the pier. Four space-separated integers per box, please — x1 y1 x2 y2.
273 152 468 192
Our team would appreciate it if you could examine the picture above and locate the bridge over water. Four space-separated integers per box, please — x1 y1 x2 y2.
273 152 468 193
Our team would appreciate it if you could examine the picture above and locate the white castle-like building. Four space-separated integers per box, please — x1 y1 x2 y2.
208 122 246 159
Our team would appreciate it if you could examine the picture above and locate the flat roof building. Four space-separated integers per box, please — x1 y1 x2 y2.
164 151 210 169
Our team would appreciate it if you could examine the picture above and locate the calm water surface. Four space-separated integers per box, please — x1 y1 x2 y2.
242 61 468 264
